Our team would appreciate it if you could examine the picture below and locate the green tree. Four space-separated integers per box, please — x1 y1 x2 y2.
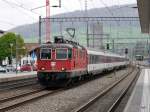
0 32 26 65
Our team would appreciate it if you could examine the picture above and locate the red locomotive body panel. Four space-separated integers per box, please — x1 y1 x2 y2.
72 48 87 70
37 60 72 72
37 46 87 71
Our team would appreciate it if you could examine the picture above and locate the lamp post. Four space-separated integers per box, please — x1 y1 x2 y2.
10 43 13 66
15 36 26 74
15 46 26 74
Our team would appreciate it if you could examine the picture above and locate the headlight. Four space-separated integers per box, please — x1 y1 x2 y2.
41 67 45 70
61 67 65 71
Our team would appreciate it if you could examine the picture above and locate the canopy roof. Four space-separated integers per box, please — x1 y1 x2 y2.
137 0 150 33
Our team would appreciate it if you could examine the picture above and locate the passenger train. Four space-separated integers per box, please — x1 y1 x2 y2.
36 38 129 87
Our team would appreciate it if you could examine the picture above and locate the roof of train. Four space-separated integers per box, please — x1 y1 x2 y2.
40 43 85 49
87 48 126 58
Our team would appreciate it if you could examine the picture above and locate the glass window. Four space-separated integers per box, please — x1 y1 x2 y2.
68 49 72 59
56 49 67 59
40 49 51 59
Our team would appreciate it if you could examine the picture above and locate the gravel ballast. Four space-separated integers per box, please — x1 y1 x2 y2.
6 68 132 112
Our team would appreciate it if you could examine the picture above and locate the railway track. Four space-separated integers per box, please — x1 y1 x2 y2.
0 88 62 112
72 67 140 112
106 69 140 112
0 86 44 103
0 67 132 112
0 77 37 91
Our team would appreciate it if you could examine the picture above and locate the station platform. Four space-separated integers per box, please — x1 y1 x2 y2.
0 72 37 83
124 69 150 112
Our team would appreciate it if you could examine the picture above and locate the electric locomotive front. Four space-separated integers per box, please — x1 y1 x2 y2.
37 40 87 87
37 43 73 86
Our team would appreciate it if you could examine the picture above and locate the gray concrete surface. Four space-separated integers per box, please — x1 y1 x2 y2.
124 69 150 112
0 71 37 83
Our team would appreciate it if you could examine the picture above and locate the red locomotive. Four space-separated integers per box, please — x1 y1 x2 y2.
36 37 128 87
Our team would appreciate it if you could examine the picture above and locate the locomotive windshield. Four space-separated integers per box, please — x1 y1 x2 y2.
56 48 68 59
40 49 51 59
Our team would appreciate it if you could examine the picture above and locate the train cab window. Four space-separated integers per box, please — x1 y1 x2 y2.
56 48 67 59
68 49 72 59
40 49 51 59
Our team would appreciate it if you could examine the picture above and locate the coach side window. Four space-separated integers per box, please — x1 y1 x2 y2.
40 49 51 59
93 55 95 64
89 55 92 64
91 55 93 64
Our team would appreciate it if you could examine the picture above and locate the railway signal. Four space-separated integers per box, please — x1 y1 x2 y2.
107 43 110 50
125 48 128 54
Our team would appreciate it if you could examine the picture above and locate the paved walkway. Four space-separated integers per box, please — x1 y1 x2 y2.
124 69 150 112
0 71 37 82
0 71 37 78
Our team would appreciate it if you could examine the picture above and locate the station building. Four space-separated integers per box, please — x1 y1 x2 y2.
19 43 39 66
2 43 39 67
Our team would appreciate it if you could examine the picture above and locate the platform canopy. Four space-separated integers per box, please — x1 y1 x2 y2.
137 0 150 33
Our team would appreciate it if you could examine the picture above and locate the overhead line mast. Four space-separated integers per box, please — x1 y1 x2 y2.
85 0 89 47
46 0 50 42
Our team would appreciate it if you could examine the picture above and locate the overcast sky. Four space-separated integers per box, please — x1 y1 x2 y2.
0 0 137 30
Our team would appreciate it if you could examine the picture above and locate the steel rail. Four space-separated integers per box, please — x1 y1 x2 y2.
0 88 44 103
72 67 136 112
0 67 131 112
0 77 37 91
0 89 63 112
107 69 140 112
